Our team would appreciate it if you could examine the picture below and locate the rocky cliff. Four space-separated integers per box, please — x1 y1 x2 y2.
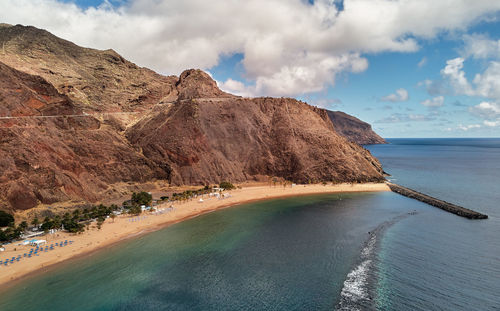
326 110 386 145
0 25 385 211
0 61 168 211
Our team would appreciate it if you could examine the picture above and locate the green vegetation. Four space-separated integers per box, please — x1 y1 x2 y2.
219 181 235 190
31 216 39 228
0 185 236 243
170 186 213 202
131 191 152 207
0 210 14 227
24 203 122 238
0 224 23 242
96 216 105 230
128 205 142 216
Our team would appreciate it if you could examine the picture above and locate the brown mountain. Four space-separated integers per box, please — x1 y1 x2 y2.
326 110 386 145
0 61 168 211
0 25 385 211
0 24 178 113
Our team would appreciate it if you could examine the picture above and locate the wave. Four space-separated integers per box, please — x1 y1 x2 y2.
336 212 415 311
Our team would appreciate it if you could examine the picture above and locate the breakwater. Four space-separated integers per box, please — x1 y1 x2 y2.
387 183 488 219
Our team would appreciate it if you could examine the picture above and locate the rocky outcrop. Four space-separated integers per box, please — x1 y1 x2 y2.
0 25 385 211
176 69 233 100
326 110 386 145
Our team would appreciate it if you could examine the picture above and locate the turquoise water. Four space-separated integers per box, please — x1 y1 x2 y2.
0 193 424 310
1 138 499 310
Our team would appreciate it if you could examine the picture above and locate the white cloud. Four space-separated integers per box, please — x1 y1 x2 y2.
473 61 500 99
418 79 446 96
441 57 500 100
2 0 500 97
441 58 474 95
469 101 500 119
217 78 254 97
381 88 409 102
418 57 427 68
420 95 444 107
463 34 500 59
438 38 500 130
483 120 500 127
458 124 481 131
469 101 500 127
375 113 434 123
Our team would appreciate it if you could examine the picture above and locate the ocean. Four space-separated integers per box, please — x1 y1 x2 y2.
0 138 499 310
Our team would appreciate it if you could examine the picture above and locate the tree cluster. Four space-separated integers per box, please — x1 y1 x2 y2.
170 185 212 202
38 204 121 234
0 210 14 227
219 181 235 190
0 224 23 242
131 192 152 207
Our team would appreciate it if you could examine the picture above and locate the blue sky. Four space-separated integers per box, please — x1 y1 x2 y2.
4 0 500 138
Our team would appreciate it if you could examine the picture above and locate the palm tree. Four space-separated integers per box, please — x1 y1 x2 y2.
31 216 39 228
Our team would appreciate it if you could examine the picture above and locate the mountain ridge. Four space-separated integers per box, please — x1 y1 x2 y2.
0 25 386 211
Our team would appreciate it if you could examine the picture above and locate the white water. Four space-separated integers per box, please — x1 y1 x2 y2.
336 233 376 310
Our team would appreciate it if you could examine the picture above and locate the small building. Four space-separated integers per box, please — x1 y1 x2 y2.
30 239 46 246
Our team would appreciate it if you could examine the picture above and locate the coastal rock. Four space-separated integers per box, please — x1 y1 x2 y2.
325 110 386 145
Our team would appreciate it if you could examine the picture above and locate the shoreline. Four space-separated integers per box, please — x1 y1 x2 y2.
0 183 389 289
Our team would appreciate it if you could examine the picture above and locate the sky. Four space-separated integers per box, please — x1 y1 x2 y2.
2 0 500 137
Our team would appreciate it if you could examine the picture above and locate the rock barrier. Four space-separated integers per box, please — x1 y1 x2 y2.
387 183 488 219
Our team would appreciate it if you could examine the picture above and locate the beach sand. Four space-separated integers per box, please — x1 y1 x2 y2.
0 183 389 288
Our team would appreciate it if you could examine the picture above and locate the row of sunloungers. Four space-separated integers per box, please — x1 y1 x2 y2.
0 240 74 266
128 216 148 222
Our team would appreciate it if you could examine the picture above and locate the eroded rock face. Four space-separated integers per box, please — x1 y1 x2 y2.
0 63 168 210
127 97 384 185
0 61 78 117
325 110 386 145
0 25 385 211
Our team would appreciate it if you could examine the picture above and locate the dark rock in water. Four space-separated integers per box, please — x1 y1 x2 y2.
387 183 488 219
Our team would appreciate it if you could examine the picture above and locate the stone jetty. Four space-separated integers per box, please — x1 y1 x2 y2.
387 183 488 219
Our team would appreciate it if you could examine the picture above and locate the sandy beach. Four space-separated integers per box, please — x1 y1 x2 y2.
0 183 389 288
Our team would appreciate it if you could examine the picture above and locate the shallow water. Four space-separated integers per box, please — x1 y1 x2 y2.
0 192 424 311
